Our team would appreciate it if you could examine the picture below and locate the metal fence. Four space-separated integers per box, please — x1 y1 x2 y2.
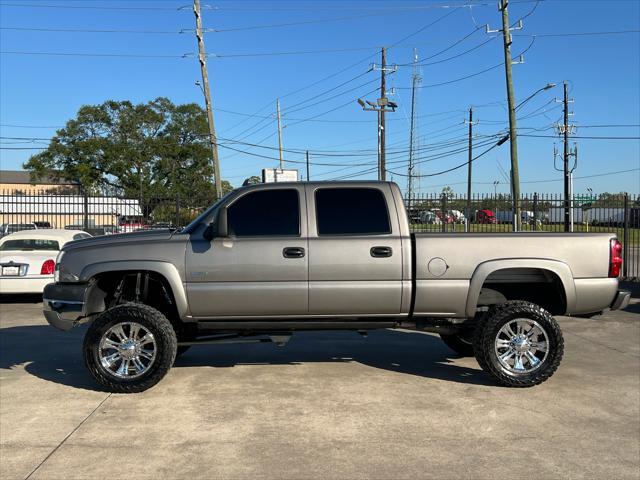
0 187 208 236
1 188 638 279
406 192 639 279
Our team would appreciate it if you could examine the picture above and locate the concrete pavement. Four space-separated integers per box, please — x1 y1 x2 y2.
1 287 639 480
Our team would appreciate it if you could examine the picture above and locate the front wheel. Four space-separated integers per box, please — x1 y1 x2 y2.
83 303 177 393
474 301 564 387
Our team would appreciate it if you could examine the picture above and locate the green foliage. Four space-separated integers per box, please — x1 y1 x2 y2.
24 97 226 209
242 175 262 186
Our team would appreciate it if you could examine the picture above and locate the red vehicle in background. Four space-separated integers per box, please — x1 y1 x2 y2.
434 209 454 224
476 209 497 224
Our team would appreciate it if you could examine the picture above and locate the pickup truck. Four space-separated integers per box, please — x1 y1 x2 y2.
43 181 631 393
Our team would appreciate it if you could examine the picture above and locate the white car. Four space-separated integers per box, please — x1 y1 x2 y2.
0 229 91 294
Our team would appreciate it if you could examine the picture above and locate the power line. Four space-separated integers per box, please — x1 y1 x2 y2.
221 7 467 139
0 26 180 34
416 37 497 67
220 52 379 136
211 2 494 12
0 2 182 10
283 73 376 114
387 136 505 178
521 134 640 140
390 167 640 190
397 37 537 90
212 11 431 33
0 50 186 58
514 29 640 38
388 7 461 48
521 168 640 184
575 124 640 128
0 123 62 128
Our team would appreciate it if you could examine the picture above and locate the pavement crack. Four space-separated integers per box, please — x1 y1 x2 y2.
23 393 112 480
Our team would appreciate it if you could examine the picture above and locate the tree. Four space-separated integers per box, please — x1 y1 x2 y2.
242 175 261 186
24 98 226 208
441 186 454 200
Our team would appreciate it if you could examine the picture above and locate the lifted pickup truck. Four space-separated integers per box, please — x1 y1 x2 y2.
43 181 630 393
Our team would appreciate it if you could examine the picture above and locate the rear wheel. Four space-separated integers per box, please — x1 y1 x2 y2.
83 303 177 393
473 301 564 387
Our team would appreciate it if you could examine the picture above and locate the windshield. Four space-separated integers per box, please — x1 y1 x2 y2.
0 239 60 251
183 191 234 233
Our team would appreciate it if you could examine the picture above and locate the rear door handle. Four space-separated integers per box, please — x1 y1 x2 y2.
283 247 305 259
370 246 392 258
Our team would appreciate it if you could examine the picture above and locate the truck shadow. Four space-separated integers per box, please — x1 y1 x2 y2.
0 326 495 392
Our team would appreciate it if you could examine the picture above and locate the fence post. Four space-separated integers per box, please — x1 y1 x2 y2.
441 193 447 233
533 192 538 232
623 193 629 278
82 186 89 232
175 193 181 228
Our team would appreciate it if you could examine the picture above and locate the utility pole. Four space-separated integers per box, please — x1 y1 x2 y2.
357 49 397 181
562 82 571 232
277 98 284 170
407 48 421 206
193 0 222 199
553 139 577 232
306 150 310 181
464 107 476 231
380 47 387 180
553 81 575 231
490 0 523 231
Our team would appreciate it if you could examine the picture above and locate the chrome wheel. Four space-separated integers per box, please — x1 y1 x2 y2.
494 318 549 374
99 322 156 379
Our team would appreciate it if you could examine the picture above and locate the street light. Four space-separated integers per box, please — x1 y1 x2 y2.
516 83 557 111
356 96 398 181
195 80 204 95
493 180 499 197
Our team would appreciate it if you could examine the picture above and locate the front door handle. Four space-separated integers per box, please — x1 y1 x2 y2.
370 246 393 258
283 247 305 259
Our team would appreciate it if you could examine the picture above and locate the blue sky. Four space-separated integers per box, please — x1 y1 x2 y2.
1 0 639 194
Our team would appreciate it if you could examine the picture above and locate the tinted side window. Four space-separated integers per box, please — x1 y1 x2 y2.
315 188 391 235
227 189 300 237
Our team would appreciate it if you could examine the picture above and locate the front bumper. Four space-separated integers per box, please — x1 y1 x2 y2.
43 282 90 331
610 290 631 311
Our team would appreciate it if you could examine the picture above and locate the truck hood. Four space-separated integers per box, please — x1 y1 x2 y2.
62 229 175 252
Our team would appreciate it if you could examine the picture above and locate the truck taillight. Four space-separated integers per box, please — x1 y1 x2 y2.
41 259 55 275
609 239 623 278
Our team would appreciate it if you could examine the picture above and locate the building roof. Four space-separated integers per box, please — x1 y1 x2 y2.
0 170 78 185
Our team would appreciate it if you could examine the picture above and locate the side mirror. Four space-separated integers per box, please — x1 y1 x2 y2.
217 207 228 237
203 206 228 241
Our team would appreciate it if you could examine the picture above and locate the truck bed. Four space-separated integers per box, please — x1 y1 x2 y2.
411 232 618 318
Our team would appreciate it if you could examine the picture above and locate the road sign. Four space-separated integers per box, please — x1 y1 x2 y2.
574 195 596 206
262 168 299 183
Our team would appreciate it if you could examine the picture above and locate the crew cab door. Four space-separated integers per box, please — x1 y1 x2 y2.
186 186 308 317
306 184 403 315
